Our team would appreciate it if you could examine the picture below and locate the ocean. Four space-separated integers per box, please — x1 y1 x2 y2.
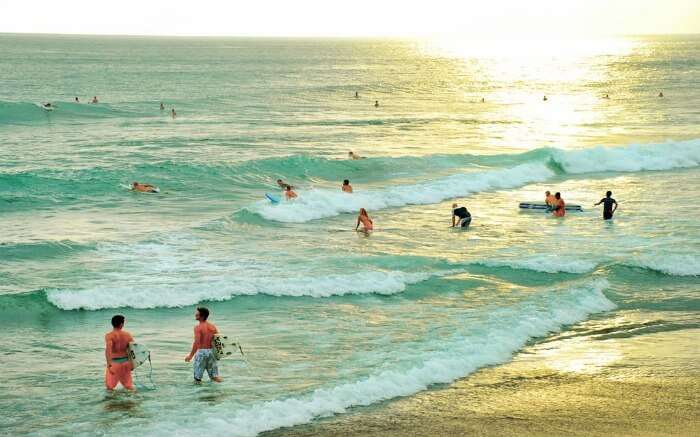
0 33 699 436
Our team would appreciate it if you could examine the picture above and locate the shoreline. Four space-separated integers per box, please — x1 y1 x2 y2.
266 326 700 437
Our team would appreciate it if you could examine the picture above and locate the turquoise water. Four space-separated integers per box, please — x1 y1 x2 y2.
1 34 699 436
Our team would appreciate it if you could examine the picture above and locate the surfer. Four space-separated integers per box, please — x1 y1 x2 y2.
452 203 472 228
284 185 298 200
545 190 556 211
91 96 98 104
342 179 353 193
171 108 176 118
552 192 566 217
594 191 618 220
277 179 293 190
131 182 159 193
603 94 610 99
160 102 165 111
374 100 379 107
185 307 222 384
355 91 359 98
658 92 664 98
543 95 548 101
355 208 373 233
348 151 364 160
105 315 135 391
75 97 80 103
42 102 52 108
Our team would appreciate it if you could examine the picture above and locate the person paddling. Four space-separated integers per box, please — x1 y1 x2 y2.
452 203 472 228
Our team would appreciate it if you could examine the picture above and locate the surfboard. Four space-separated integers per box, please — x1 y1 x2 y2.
519 202 583 212
265 193 280 204
127 342 150 369
211 334 244 360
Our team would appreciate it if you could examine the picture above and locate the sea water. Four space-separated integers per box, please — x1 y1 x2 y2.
0 34 699 436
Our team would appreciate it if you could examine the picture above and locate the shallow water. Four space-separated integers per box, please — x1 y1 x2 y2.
0 34 698 436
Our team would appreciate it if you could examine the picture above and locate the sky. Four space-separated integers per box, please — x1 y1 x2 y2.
0 0 698 37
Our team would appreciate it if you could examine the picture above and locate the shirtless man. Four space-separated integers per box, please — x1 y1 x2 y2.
342 179 353 193
284 185 298 200
552 192 566 217
131 182 159 193
105 315 135 391
184 307 222 384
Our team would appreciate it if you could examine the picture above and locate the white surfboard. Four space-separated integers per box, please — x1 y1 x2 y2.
127 342 150 369
211 334 244 360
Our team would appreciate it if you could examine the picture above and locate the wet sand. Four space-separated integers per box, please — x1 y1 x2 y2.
267 326 700 437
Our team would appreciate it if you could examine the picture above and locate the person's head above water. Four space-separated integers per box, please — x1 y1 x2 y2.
606 190 612 197
286 185 292 191
545 190 551 196
343 179 350 185
195 306 209 321
111 314 125 329
452 203 458 209
132 182 138 187
555 192 561 199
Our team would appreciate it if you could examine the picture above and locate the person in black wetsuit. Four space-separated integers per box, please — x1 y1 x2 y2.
594 191 618 220
452 203 471 228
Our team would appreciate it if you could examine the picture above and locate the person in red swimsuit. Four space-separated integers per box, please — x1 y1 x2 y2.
105 315 136 391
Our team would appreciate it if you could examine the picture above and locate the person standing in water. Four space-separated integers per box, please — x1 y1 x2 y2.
160 102 165 111
543 95 548 101
374 100 379 107
342 179 353 193
452 203 471 228
545 190 556 211
658 92 664 98
284 185 298 200
355 91 359 98
356 208 373 233
552 192 566 217
171 108 176 118
105 315 136 391
185 307 222 384
91 96 99 104
594 191 618 220
75 97 80 103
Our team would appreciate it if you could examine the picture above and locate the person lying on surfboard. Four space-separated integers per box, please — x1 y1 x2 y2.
105 315 136 391
356 208 373 233
131 182 159 193
284 185 298 200
185 307 222 384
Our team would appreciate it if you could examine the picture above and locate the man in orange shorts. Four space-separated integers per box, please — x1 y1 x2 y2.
104 314 136 391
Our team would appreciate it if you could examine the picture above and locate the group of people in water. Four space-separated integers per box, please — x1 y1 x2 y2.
544 190 618 219
105 307 220 390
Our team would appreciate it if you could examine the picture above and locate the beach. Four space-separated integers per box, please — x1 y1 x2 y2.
1 34 699 436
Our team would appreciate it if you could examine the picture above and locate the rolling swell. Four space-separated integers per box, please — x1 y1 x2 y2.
0 100 143 125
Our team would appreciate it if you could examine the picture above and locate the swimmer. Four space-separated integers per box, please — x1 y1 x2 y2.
131 182 159 193
374 100 379 107
284 185 298 200
91 96 98 104
658 92 664 98
545 190 556 211
160 102 165 111
355 208 373 232
543 95 548 101
105 314 136 391
184 307 222 384
355 91 359 98
277 179 293 190
75 97 80 103
594 190 618 220
452 203 472 228
42 102 52 108
552 192 566 217
171 108 176 118
342 179 353 193
348 151 365 160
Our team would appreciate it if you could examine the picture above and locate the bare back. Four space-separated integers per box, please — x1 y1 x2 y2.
194 321 218 350
105 330 133 358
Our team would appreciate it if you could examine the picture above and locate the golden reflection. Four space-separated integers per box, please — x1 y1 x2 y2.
538 338 622 374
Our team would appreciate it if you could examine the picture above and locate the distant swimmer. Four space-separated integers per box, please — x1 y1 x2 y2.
594 190 618 220
603 94 610 99
551 192 566 217
543 95 548 102
171 108 176 118
131 182 159 193
42 102 53 108
342 179 353 193
284 185 298 200
658 92 664 98
545 190 556 211
348 151 365 160
355 91 359 98
277 179 293 190
374 100 379 107
185 307 222 384
356 208 373 232
105 314 136 391
452 203 472 228
91 96 99 104
481 97 485 103
75 97 80 103
160 102 165 111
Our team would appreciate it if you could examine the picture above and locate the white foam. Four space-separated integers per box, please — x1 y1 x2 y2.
46 270 451 310
145 280 615 437
479 255 598 274
626 253 700 276
550 139 700 174
251 162 554 223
